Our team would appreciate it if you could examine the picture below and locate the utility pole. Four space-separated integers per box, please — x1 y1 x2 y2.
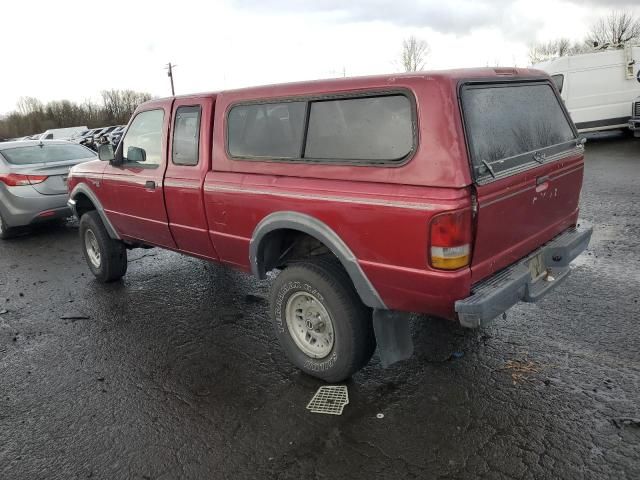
165 62 176 96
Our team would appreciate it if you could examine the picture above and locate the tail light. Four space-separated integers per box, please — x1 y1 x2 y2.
429 209 473 270
0 174 48 186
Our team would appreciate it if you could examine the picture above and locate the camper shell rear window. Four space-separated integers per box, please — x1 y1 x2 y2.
460 80 577 182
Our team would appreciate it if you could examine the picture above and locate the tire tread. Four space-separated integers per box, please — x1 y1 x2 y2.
79 211 127 282
270 256 375 382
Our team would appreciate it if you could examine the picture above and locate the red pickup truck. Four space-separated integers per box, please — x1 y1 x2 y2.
67 68 592 382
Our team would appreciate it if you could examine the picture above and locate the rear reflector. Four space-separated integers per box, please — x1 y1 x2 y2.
0 173 48 186
429 210 473 270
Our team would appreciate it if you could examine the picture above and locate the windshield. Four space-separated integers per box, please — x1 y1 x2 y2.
1 144 97 165
461 81 576 181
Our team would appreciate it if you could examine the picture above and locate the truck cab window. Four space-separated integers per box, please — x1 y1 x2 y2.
121 109 164 167
172 106 201 166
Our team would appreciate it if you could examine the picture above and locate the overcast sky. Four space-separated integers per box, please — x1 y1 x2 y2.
1 0 638 114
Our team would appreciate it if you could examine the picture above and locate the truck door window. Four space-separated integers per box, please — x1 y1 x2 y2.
172 106 201 166
121 109 164 168
461 82 575 181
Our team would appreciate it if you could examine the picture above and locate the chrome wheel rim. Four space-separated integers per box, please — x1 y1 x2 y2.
84 229 101 268
285 291 334 359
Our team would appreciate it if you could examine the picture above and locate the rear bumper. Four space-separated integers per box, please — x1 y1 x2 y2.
455 223 593 328
0 186 71 228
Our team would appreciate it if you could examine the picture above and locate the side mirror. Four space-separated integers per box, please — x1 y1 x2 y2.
127 146 146 163
98 143 115 162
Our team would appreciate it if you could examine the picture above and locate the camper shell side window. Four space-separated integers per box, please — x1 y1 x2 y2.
226 90 417 166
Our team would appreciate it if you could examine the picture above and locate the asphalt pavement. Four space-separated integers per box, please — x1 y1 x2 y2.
1 134 639 479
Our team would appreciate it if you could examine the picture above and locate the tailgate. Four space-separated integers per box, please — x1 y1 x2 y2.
460 79 585 283
472 154 583 282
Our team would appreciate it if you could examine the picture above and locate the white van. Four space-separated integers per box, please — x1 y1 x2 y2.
534 45 640 133
38 126 88 141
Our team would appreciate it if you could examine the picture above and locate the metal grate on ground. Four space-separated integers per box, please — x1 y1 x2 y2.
306 385 349 415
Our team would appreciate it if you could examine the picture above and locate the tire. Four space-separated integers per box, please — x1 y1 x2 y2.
269 257 376 382
0 211 17 240
79 211 127 282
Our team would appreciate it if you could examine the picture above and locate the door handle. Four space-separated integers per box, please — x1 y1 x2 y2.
145 180 156 190
536 175 549 185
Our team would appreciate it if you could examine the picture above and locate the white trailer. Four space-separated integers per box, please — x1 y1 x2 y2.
535 45 640 133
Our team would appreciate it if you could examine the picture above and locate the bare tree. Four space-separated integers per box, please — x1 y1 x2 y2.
400 36 430 72
16 97 43 116
586 10 640 47
101 89 152 124
528 38 591 65
0 90 153 138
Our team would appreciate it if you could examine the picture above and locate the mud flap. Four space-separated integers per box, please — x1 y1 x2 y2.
372 309 414 368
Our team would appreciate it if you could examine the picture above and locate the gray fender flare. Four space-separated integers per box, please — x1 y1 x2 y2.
69 183 120 240
249 211 386 309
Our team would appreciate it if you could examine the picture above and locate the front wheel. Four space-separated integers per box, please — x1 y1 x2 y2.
269 258 376 382
79 211 127 282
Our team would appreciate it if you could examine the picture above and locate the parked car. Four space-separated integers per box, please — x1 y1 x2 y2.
81 128 105 146
106 125 126 146
68 129 91 142
77 128 105 150
94 126 119 145
535 45 640 133
629 96 640 137
68 68 592 382
0 140 97 239
38 126 88 141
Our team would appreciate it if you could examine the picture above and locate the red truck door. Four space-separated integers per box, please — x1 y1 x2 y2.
164 96 218 260
102 100 176 248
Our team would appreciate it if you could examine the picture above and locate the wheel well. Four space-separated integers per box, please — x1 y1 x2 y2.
74 193 96 218
251 213 386 309
259 229 333 275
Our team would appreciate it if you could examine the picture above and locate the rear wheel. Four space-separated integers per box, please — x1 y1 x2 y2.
0 212 17 240
269 257 376 382
79 211 127 282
